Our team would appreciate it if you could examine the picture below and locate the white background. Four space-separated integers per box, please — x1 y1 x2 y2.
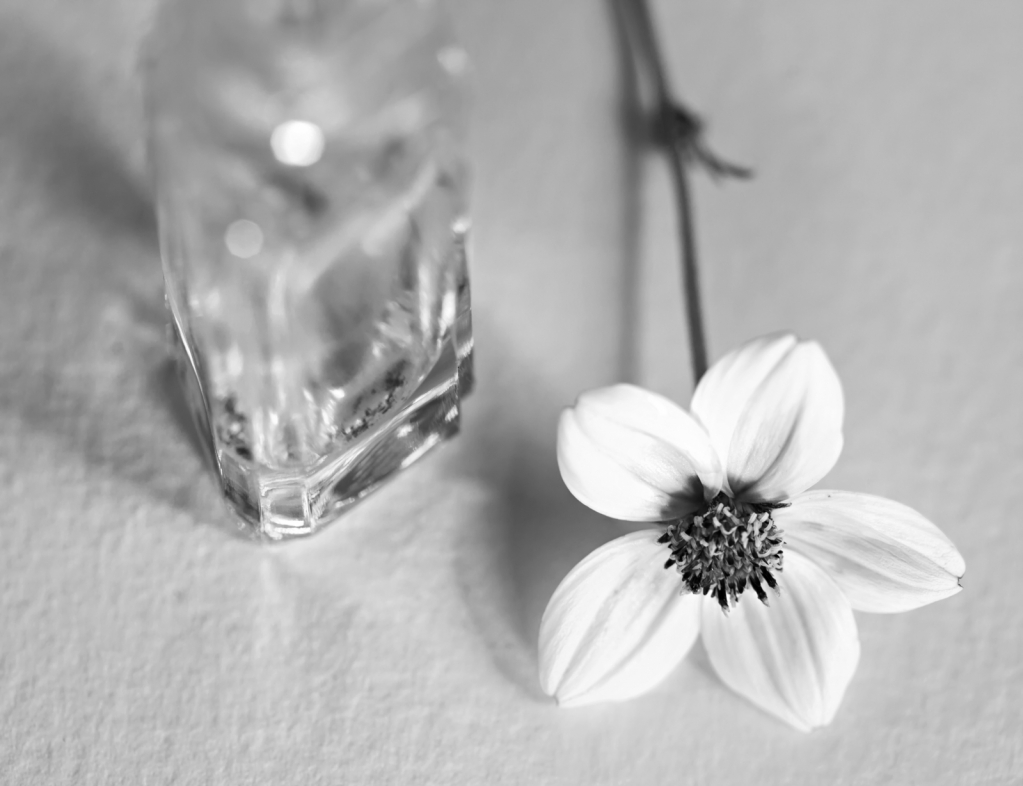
1 0 1020 783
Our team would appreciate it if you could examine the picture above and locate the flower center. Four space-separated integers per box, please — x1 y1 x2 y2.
659 494 785 611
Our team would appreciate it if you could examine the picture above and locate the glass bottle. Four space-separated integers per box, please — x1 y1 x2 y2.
143 0 473 539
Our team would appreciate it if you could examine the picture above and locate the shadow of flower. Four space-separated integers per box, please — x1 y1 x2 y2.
436 0 651 698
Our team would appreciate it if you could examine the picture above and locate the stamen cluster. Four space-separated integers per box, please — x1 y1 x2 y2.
659 494 785 611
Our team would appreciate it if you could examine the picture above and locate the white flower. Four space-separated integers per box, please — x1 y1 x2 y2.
540 334 964 731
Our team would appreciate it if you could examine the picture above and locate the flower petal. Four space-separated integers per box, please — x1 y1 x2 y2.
557 384 723 521
701 550 860 732
539 529 702 707
691 333 798 479
778 490 965 614
725 340 844 502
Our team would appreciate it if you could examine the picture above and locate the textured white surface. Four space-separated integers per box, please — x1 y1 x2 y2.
1 0 1021 783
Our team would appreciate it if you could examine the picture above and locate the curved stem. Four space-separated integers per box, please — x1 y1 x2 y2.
628 0 707 382
619 0 751 384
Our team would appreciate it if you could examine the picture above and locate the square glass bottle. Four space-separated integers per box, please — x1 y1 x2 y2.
143 0 474 539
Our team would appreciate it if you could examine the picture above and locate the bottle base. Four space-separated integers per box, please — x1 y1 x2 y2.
172 307 473 541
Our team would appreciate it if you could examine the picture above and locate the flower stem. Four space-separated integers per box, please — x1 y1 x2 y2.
619 0 751 384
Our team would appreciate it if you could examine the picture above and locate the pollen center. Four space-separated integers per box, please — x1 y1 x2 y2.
660 494 784 611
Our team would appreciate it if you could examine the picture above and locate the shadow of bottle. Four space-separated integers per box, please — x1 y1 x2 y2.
0 19 224 529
